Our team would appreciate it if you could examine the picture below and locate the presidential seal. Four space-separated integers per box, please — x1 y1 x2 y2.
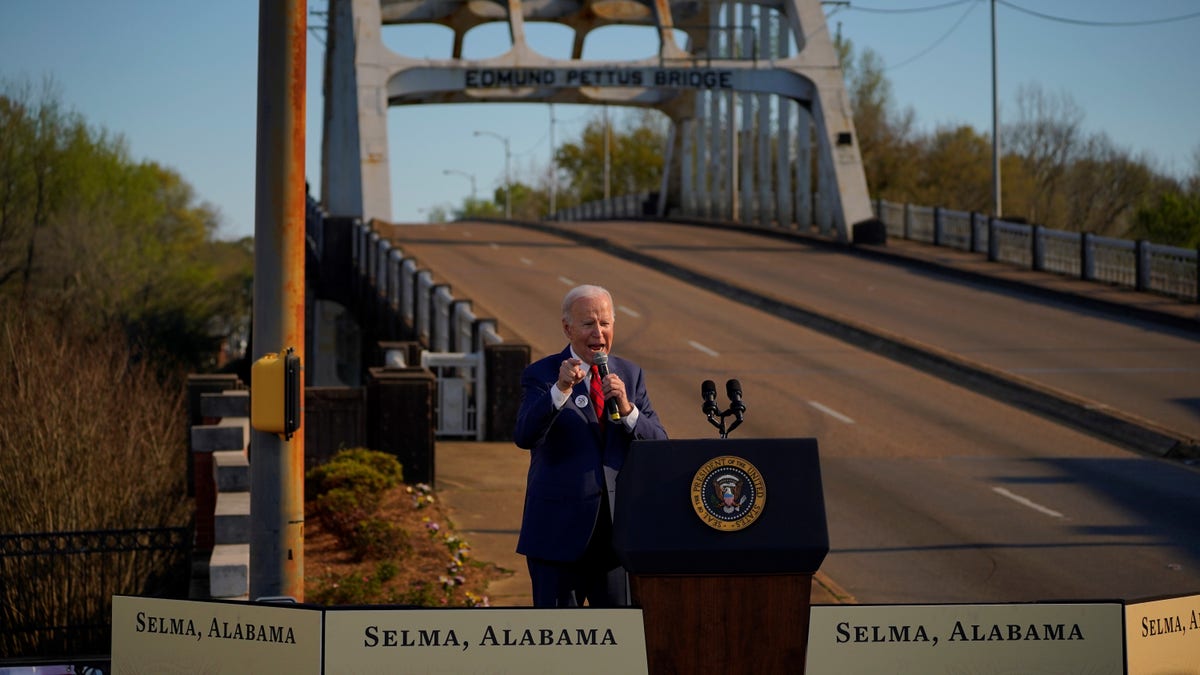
690 455 766 531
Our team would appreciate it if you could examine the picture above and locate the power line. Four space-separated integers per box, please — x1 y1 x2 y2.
845 0 975 14
997 1 1200 27
884 0 980 71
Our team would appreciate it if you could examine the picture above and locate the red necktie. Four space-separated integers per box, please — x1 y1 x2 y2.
590 365 605 422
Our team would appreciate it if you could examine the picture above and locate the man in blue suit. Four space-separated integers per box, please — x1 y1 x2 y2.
514 284 669 607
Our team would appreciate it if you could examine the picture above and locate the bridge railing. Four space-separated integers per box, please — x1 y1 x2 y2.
350 220 509 440
352 220 503 352
875 198 1198 303
551 191 658 222
549 192 1197 303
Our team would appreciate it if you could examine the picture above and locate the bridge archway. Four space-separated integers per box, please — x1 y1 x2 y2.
320 0 872 242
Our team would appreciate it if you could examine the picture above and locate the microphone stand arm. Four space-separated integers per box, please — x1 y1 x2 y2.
705 410 727 438
724 410 743 437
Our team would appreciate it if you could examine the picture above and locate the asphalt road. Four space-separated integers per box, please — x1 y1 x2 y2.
377 219 1200 604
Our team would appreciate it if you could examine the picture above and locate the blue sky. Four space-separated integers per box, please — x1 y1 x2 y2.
1 1 1197 240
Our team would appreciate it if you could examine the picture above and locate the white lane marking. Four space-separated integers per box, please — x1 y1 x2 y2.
688 340 719 357
519 257 533 266
618 305 640 318
992 487 1064 519
807 400 855 424
558 276 575 286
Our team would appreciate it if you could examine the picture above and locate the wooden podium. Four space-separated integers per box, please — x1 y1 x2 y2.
613 438 829 673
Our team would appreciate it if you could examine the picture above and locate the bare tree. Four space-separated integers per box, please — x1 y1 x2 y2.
1005 83 1084 224
839 40 918 200
1064 133 1156 235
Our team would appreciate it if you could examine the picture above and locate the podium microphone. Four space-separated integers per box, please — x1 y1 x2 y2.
726 379 745 419
593 352 621 422
725 379 745 435
701 380 719 417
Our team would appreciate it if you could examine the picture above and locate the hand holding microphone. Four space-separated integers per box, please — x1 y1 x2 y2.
592 352 622 422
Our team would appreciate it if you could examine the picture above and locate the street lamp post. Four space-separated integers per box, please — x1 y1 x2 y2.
991 0 1002 218
474 130 511 219
442 169 477 200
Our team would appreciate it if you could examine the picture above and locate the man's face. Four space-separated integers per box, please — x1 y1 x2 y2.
563 294 615 366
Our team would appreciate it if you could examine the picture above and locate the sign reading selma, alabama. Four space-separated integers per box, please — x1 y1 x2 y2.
112 596 647 674
806 602 1125 675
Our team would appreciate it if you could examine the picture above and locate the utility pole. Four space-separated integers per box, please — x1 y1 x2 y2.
549 104 557 217
603 105 611 202
250 0 306 602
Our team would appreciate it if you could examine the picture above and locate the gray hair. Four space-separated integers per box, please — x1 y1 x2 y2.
561 284 613 321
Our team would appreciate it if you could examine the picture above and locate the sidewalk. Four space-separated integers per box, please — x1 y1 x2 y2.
433 441 853 607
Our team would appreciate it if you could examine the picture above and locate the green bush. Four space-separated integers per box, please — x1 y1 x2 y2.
306 448 406 561
313 487 379 542
349 518 411 561
306 448 402 498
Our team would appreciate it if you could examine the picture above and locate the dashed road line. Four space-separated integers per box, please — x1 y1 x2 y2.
807 401 855 424
992 487 1064 518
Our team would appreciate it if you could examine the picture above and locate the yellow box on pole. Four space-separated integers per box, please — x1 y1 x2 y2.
251 347 302 439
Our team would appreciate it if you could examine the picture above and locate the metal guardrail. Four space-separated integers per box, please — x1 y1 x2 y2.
552 191 659 221
355 224 506 353
875 199 1198 303
352 220 504 439
1 527 190 662
548 191 1197 303
0 527 190 557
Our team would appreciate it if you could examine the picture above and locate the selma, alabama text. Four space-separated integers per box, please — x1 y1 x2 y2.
836 621 1086 647
1141 609 1199 637
464 68 734 90
362 625 619 650
135 612 296 644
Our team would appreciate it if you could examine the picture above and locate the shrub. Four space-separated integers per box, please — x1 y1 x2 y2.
313 487 379 542
305 448 406 561
349 518 411 561
0 303 191 658
306 448 402 498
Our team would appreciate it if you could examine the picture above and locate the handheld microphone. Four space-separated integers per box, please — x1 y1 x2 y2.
701 380 719 417
726 379 745 418
592 352 621 422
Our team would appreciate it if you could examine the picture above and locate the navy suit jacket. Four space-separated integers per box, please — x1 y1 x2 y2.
513 347 668 562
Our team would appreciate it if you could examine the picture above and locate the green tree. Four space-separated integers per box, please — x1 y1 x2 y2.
455 196 503 219
0 77 251 373
555 109 668 205
1129 191 1200 248
913 125 991 212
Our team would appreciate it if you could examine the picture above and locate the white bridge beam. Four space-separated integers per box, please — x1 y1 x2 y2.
320 0 872 242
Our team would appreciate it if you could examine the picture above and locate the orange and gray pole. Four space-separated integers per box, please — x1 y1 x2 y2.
251 0 306 602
